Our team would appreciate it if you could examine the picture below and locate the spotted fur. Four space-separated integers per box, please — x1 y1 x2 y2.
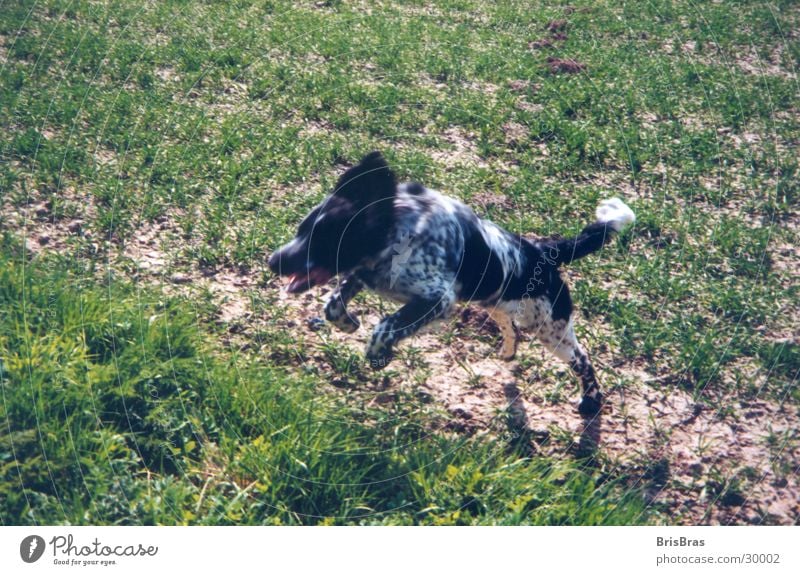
269 151 635 416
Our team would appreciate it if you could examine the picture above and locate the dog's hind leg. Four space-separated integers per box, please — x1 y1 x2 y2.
536 318 603 417
324 274 363 333
366 291 456 369
488 308 519 360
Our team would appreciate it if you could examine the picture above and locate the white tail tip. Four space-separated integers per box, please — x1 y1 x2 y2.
596 197 635 232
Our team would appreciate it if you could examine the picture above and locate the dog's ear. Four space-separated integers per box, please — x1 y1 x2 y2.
334 151 396 204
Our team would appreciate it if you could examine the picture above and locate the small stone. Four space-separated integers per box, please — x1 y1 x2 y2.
449 405 473 420
170 273 192 284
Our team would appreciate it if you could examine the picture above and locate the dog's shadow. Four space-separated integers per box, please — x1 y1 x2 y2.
502 382 603 459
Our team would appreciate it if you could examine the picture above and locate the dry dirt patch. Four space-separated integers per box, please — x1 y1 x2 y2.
0 186 96 254
9 196 799 526
428 126 489 169
263 281 799 525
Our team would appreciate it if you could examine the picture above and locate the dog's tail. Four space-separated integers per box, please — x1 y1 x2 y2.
548 198 635 266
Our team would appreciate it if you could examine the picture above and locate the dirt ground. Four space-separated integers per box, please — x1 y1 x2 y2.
5 197 798 525
265 288 799 526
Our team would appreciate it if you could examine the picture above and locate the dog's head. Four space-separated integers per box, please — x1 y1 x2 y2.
268 151 397 293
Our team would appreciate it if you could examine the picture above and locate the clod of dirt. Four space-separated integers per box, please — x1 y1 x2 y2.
459 306 497 334
529 39 554 50
507 79 540 93
546 20 568 33
374 393 396 405
546 57 586 74
449 404 474 420
502 121 529 148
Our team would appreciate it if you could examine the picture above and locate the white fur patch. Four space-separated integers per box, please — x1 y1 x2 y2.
596 198 636 232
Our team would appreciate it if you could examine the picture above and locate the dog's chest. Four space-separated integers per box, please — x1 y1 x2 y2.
359 236 455 302
357 203 464 302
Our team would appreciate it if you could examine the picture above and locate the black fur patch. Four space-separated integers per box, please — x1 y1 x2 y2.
455 220 505 301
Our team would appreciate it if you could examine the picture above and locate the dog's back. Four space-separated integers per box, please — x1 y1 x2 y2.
359 183 526 305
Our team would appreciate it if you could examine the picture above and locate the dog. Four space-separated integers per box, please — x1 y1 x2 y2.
268 151 635 416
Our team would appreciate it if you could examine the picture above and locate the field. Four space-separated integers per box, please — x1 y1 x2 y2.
0 0 798 525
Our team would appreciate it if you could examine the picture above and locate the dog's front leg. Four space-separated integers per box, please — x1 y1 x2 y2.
324 274 363 333
366 293 455 369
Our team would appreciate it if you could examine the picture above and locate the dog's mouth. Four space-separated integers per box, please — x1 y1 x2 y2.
285 267 333 294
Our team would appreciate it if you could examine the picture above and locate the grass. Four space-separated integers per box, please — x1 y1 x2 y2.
0 237 647 525
0 0 798 524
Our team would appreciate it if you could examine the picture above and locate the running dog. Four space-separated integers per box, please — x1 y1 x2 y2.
269 151 635 416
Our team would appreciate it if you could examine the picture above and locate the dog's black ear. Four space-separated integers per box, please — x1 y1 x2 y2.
334 151 396 204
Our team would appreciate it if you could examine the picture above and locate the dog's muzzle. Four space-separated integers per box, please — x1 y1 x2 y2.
269 243 332 294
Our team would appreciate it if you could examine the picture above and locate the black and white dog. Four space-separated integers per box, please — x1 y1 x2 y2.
269 151 635 416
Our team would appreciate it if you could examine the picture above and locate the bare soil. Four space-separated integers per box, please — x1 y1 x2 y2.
10 200 799 526
260 274 800 525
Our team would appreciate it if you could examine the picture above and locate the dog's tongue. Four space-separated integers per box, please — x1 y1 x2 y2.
286 268 332 294
286 273 306 294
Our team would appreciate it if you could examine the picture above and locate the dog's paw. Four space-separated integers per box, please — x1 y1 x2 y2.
324 303 360 333
498 347 516 361
498 337 517 361
577 392 604 417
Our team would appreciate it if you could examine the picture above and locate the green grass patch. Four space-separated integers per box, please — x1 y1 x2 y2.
0 242 651 525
